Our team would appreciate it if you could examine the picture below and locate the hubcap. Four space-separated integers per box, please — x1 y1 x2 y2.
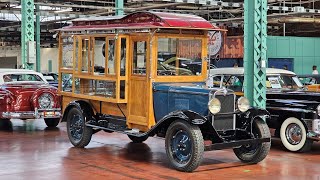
170 130 192 164
285 123 302 145
69 114 84 141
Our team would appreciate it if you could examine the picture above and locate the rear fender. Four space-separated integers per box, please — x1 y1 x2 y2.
0 90 14 112
61 100 94 122
31 88 60 109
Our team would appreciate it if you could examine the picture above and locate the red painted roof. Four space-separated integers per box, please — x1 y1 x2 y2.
61 11 220 31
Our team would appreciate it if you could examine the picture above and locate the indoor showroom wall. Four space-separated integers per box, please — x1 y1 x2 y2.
267 36 320 74
0 47 59 72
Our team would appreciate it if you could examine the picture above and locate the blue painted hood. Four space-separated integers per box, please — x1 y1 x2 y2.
153 82 221 122
153 82 212 94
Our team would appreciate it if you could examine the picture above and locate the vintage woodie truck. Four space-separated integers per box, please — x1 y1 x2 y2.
57 12 271 172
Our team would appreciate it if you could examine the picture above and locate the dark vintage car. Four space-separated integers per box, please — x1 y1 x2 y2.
298 74 320 92
0 69 61 127
42 72 58 88
210 67 320 152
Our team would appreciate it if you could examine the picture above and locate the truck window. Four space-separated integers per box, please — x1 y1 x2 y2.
157 38 202 76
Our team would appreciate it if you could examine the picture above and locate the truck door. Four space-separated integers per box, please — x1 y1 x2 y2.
127 37 153 131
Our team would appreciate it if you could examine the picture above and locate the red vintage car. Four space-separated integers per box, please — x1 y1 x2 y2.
0 69 61 127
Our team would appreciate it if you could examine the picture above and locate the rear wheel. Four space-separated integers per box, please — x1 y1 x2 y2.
44 118 60 127
67 107 93 148
127 135 148 143
280 117 313 152
233 119 271 163
165 120 204 172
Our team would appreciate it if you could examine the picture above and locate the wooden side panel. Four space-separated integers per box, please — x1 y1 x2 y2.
128 78 147 117
127 78 148 125
62 96 127 117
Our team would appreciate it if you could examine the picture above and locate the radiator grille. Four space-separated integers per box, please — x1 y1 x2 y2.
216 94 234 113
212 93 235 131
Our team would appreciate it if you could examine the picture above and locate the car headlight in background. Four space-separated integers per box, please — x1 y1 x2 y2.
317 105 320 116
38 93 54 109
208 98 221 114
237 97 250 112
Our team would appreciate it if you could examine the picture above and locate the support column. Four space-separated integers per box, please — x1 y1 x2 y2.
115 0 124 15
36 4 41 72
21 0 35 70
243 0 267 108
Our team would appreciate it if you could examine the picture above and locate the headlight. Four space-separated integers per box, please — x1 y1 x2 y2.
317 105 320 116
208 98 221 114
237 97 250 112
38 93 54 109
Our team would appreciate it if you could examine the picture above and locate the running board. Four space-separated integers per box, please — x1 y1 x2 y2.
204 137 270 151
86 123 148 137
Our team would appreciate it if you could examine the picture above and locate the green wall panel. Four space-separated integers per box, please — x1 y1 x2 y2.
315 41 320 56
277 38 291 57
289 38 296 57
267 36 320 75
302 39 315 57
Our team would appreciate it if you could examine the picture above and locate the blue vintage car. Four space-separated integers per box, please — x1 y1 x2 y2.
42 72 58 88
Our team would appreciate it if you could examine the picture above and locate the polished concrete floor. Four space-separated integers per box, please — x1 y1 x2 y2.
0 119 320 180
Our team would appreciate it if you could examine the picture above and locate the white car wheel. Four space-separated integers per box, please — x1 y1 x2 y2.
280 117 308 152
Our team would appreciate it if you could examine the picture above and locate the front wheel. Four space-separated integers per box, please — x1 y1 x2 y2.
280 117 313 152
233 119 271 164
66 107 93 148
165 120 204 172
44 118 60 127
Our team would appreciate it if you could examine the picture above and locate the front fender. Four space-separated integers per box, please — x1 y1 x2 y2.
161 110 208 125
246 107 270 119
236 107 269 130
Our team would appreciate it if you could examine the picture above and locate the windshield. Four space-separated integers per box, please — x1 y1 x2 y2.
217 74 303 91
3 74 45 83
267 75 303 89
157 38 202 76
44 75 55 82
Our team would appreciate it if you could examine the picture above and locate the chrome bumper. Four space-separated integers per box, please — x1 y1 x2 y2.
2 108 61 119
304 119 320 140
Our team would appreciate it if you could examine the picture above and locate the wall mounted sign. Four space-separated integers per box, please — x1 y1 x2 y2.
208 31 223 56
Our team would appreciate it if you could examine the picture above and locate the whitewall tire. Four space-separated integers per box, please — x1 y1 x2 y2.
280 117 313 152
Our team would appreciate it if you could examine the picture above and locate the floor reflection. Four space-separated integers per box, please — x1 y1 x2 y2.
121 142 152 162
0 119 13 132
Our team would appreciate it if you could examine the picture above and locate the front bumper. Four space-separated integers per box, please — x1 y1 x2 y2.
2 108 61 119
303 118 320 140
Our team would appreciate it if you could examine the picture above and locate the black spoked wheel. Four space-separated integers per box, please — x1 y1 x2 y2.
233 118 271 164
44 118 60 127
67 107 93 148
165 120 204 172
127 135 148 143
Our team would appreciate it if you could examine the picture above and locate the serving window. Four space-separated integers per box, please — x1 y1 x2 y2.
59 34 128 103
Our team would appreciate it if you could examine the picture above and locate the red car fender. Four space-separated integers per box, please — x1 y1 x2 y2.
31 88 60 109
0 89 15 112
